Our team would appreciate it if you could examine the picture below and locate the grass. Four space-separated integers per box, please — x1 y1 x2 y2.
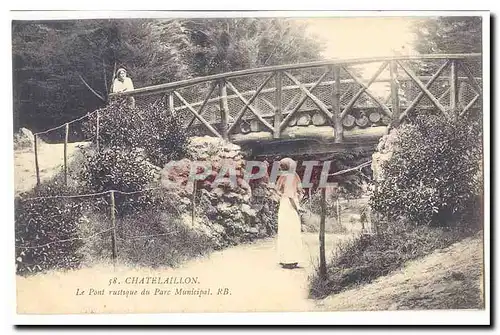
77 209 215 268
309 220 482 299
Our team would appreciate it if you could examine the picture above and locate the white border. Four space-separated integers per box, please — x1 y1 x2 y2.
9 10 492 20
3 7 492 328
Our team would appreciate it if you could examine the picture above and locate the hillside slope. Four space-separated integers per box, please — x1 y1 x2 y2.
315 233 484 311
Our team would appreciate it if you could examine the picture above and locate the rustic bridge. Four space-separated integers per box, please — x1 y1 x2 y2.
111 54 482 157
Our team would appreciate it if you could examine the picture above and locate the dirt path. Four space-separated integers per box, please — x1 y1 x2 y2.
16 233 353 314
14 142 89 196
16 232 482 314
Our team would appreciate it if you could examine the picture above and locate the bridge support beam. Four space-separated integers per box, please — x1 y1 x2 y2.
274 71 282 139
331 66 343 143
219 80 229 140
389 61 401 127
450 60 460 121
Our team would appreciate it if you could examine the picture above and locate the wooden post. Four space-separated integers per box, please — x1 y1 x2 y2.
450 60 459 120
34 134 40 187
96 112 100 152
191 180 197 226
219 80 229 140
319 187 327 280
167 92 176 117
274 71 282 139
389 61 401 126
110 191 117 266
64 123 69 187
332 66 343 143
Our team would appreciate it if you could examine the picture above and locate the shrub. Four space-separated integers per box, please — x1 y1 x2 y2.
82 99 188 167
15 182 88 275
78 146 170 215
370 113 482 227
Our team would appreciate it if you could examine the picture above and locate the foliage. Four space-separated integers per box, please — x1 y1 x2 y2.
15 182 88 275
78 145 164 215
370 113 482 226
184 18 325 75
13 18 325 135
412 17 482 55
83 99 188 167
408 17 482 76
309 221 481 299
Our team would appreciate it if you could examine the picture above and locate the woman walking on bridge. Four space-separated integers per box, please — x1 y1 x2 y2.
275 158 304 269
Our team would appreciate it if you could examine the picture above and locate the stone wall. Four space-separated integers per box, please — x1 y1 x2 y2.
161 136 277 249
371 128 401 183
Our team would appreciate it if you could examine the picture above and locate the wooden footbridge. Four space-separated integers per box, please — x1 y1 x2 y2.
110 54 482 157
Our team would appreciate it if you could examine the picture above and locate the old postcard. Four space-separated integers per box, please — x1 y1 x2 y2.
11 10 490 325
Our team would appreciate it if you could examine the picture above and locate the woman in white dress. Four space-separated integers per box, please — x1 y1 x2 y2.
275 158 303 269
111 68 135 108
111 68 135 93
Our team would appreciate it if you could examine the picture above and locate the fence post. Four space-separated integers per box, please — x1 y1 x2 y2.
389 60 401 126
34 134 40 187
332 66 343 143
110 191 117 266
336 197 341 227
274 71 282 139
96 111 100 152
450 60 459 120
319 187 327 280
219 80 229 140
191 180 197 226
64 123 69 187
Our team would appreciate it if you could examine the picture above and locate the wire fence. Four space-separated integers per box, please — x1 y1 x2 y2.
15 186 174 269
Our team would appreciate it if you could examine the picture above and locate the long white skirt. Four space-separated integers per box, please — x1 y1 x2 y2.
277 197 303 264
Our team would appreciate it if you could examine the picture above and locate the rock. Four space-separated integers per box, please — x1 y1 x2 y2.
224 192 243 203
216 202 239 218
14 127 36 150
211 187 225 197
241 204 257 217
19 128 34 142
212 223 226 234
247 227 259 234
372 128 400 182
220 150 239 159
223 143 241 152
180 197 191 206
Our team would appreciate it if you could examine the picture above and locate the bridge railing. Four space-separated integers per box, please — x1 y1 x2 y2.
110 54 482 143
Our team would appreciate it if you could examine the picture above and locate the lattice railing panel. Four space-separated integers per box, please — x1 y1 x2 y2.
459 80 482 109
226 72 277 122
133 92 165 110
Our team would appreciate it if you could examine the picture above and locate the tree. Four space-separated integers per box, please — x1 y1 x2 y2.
182 18 325 76
12 19 191 135
412 17 482 55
